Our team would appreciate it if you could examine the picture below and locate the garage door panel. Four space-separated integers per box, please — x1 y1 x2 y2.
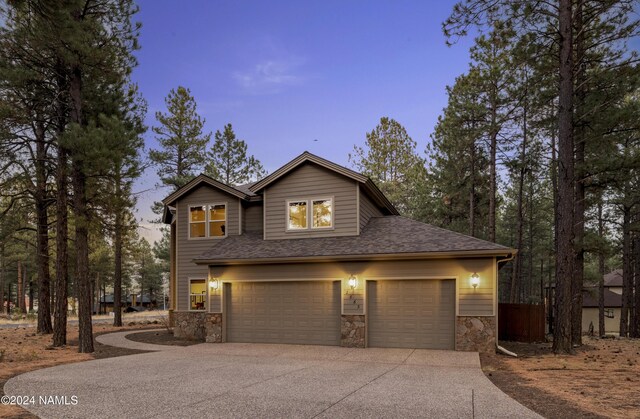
227 281 341 346
368 279 455 350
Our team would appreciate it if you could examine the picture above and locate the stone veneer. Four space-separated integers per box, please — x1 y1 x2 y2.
341 315 365 348
456 316 496 352
173 312 222 342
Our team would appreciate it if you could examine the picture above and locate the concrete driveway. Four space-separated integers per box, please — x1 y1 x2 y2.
5 336 539 418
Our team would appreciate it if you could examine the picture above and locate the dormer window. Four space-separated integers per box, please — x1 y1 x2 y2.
189 203 226 238
287 198 333 230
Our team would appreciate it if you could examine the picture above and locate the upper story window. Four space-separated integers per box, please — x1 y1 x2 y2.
287 198 333 230
189 203 226 239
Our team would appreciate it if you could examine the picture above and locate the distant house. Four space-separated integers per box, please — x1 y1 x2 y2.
99 293 157 313
581 270 623 334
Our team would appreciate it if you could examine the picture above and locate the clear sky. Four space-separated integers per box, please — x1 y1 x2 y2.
132 0 476 243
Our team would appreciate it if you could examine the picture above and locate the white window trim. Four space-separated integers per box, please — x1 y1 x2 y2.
188 202 228 240
285 196 334 232
188 278 207 312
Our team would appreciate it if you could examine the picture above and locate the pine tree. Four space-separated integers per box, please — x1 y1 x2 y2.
349 117 427 218
149 86 210 190
205 123 265 186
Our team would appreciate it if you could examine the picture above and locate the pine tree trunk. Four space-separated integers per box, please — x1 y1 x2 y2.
69 65 94 353
597 201 606 337
553 0 575 354
633 234 640 338
17 261 25 313
571 0 586 347
489 117 497 243
113 195 123 327
28 280 34 312
0 245 4 314
510 126 527 303
35 121 53 333
469 143 476 237
53 60 69 347
619 206 631 337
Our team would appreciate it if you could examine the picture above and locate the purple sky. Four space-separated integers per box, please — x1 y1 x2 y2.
131 1 477 243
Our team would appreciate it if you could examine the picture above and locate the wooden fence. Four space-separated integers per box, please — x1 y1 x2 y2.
498 303 545 343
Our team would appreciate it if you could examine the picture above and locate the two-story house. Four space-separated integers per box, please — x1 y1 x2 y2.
162 152 515 352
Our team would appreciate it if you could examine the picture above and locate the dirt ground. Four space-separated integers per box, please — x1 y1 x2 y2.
481 337 640 419
0 322 160 418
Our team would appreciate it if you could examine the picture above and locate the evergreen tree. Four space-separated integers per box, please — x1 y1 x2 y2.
349 117 427 217
205 123 265 186
149 86 210 190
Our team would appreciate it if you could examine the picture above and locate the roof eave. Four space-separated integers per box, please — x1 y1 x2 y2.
193 248 517 266
162 174 250 207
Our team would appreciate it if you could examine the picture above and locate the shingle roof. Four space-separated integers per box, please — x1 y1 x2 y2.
582 287 622 308
195 216 512 263
603 269 623 287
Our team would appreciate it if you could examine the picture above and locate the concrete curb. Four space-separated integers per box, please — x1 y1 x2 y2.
95 328 181 352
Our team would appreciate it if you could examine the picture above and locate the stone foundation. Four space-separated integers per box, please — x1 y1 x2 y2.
341 315 365 348
173 311 222 342
456 316 496 352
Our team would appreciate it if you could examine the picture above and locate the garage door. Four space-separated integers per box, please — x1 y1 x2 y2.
226 281 341 345
367 279 455 349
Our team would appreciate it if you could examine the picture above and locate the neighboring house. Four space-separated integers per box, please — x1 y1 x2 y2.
581 270 623 334
162 152 516 352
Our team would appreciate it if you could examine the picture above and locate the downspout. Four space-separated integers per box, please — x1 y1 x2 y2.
496 253 518 357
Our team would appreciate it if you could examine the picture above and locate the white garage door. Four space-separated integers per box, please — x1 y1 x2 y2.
226 281 341 345
367 279 456 349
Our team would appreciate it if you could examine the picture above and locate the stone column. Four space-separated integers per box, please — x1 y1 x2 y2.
456 316 496 352
341 315 365 348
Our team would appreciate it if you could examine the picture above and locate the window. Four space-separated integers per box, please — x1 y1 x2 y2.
287 198 333 230
189 203 226 239
288 201 307 229
209 204 226 237
605 308 615 319
189 279 206 311
312 199 332 228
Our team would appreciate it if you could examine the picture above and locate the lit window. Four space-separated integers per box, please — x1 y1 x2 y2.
189 279 206 311
312 199 332 228
189 206 206 238
209 204 226 237
287 198 333 230
288 201 307 229
189 204 226 238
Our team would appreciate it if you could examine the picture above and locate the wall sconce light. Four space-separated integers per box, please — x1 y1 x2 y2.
470 272 480 289
209 278 219 291
348 275 358 290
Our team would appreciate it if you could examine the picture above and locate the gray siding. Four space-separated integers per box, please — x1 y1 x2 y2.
210 257 496 316
359 189 383 231
176 185 240 311
264 163 358 240
243 203 263 233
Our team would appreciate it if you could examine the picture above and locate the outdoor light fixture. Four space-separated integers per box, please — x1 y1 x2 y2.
470 272 480 289
348 275 358 289
209 278 219 291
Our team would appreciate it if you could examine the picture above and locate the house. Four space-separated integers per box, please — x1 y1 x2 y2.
581 270 623 334
162 152 516 352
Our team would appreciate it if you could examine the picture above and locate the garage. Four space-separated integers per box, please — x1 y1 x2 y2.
226 281 341 345
367 279 456 349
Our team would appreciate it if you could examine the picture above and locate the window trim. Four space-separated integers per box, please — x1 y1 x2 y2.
188 202 228 240
285 196 334 232
188 278 207 312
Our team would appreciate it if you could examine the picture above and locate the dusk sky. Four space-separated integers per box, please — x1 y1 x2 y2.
132 0 477 243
